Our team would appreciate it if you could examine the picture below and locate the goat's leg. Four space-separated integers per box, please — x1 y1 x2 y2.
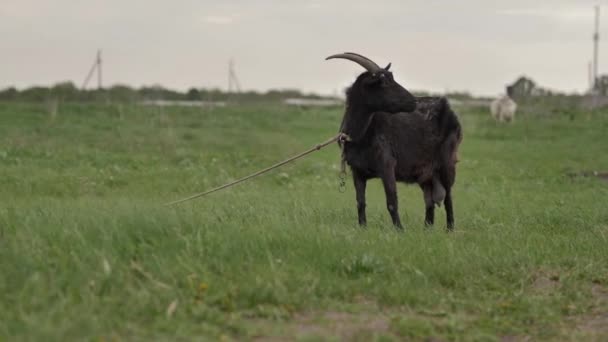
381 161 403 230
422 183 434 227
352 170 367 226
439 132 459 231
444 188 454 231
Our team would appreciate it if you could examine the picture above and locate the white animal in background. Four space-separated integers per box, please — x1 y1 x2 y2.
490 87 517 122
490 95 517 122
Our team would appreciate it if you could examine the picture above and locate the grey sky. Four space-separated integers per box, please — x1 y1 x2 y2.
1 0 607 96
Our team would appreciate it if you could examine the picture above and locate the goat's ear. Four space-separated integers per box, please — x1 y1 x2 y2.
384 63 391 71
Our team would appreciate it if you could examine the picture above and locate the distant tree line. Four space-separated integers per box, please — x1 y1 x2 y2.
0 81 333 103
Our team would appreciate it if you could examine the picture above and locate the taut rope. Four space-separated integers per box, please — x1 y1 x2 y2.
164 133 351 206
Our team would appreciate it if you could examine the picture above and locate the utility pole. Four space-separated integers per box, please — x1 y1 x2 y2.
228 59 241 93
97 50 103 90
589 61 594 89
593 6 600 89
228 59 232 93
81 49 103 90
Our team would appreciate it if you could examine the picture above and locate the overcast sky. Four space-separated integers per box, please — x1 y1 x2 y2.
2 0 607 96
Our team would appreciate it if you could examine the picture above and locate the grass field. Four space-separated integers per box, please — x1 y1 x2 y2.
1 101 607 341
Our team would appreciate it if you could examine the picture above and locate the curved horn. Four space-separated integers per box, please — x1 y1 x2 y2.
325 52 382 72
343 52 384 70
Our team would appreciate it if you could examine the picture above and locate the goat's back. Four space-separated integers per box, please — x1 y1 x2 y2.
344 97 461 184
380 97 461 183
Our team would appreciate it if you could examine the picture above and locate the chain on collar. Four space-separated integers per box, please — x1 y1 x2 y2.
338 133 351 193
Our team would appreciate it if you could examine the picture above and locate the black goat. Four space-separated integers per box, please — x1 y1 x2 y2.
327 53 462 230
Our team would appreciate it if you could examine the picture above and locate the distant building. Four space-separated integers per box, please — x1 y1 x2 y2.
592 75 608 96
508 76 537 100
582 75 608 109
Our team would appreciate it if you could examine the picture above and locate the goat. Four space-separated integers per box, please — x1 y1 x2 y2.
327 52 462 230
490 86 517 122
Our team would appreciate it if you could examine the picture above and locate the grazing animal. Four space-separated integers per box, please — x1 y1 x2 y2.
491 86 517 122
327 52 462 230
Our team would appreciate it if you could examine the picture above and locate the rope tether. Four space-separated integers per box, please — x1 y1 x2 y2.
164 133 351 206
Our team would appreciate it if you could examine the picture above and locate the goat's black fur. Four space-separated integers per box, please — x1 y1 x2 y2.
340 75 462 231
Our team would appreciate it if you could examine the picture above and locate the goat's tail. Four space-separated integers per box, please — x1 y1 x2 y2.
436 98 462 194
437 130 461 192
436 98 460 139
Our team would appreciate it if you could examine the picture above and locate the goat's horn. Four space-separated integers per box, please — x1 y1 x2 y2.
325 52 382 72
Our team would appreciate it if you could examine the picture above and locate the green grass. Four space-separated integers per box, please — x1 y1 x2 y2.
1 101 607 341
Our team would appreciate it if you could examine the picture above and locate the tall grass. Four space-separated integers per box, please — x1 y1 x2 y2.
1 102 607 340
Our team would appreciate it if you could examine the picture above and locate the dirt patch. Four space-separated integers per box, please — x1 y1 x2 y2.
250 299 395 341
566 171 608 183
530 272 560 294
574 285 608 340
248 297 484 341
527 271 608 339
294 311 391 340
500 336 531 342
